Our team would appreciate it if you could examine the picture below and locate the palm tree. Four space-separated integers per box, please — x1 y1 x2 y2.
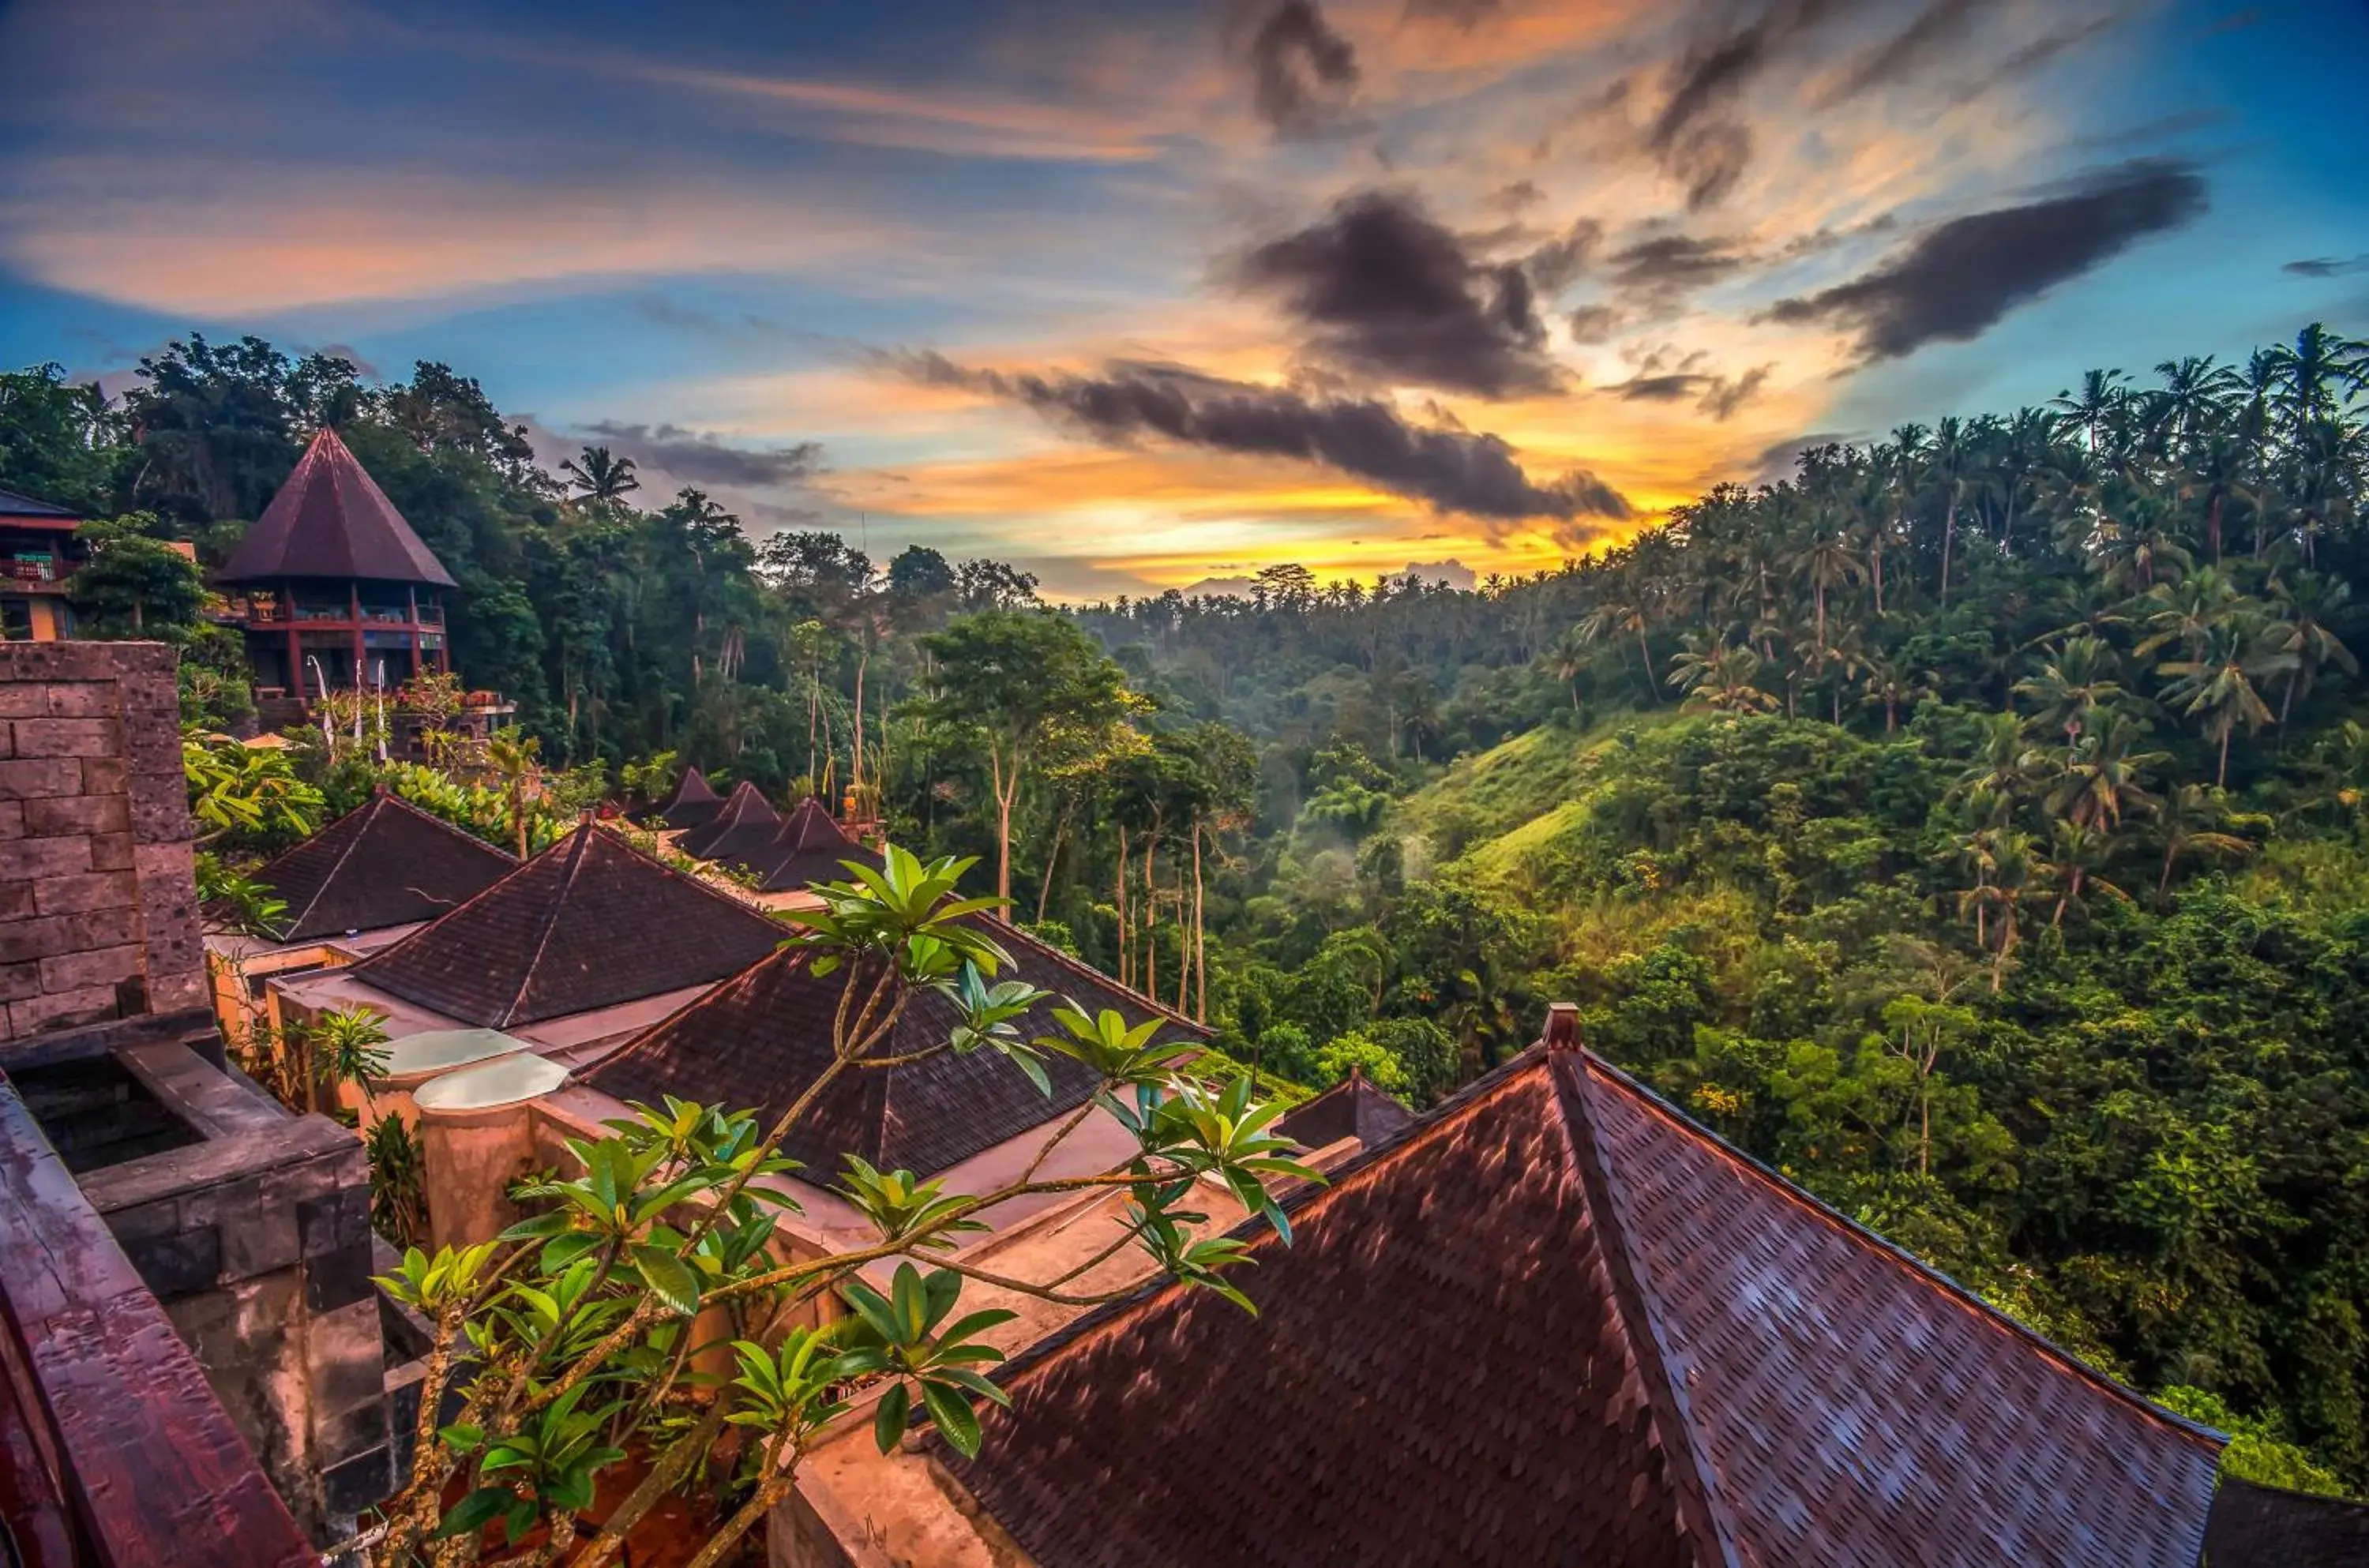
1551 624 1591 714
561 445 641 507
1928 415 1969 605
2266 322 2368 432
2157 617 2295 787
486 727 543 859
2145 354 2238 456
2014 636 2125 739
2043 711 2165 832
2153 783 2254 904
2134 565 2243 662
1857 651 1924 733
1793 531 1864 647
2046 820 2131 928
1667 636 1776 714
2265 570 2358 729
2052 368 2129 455
1580 591 1658 705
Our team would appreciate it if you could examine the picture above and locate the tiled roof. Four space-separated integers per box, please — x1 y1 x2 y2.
676 779 778 861
585 918 1209 1178
0 486 77 520
654 766 722 831
942 1029 2225 1568
2203 1478 2369 1565
727 797 880 893
250 791 516 941
217 427 457 587
350 823 782 1028
1271 1066 1413 1152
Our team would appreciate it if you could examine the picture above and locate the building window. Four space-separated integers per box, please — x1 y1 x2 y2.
1 598 32 641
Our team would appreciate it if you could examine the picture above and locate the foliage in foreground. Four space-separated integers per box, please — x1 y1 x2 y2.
351 850 1314 1565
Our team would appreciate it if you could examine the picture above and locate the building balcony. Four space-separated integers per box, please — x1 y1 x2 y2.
4 557 72 591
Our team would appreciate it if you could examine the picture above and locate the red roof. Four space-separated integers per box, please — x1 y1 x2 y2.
940 1027 2224 1566
217 428 456 587
676 778 779 861
250 791 516 940
653 765 723 831
727 797 879 893
584 915 1207 1177
349 823 781 1027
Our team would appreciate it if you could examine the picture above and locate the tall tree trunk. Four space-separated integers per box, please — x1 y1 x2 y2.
2217 725 2232 790
850 647 869 808
1035 808 1069 925
1940 488 1958 606
1636 626 1658 703
1116 823 1130 988
989 749 1016 913
1192 820 1207 1022
1142 835 1158 1000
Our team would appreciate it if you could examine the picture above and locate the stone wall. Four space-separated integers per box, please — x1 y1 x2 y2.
1 641 205 1040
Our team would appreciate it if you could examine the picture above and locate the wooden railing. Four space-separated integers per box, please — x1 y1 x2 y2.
0 1074 315 1567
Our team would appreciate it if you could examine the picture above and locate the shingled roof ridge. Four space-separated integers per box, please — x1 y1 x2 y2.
974 1047 1553 1403
490 826 600 1027
263 791 378 935
668 765 719 806
1552 1052 1746 1568
1579 1051 2227 1452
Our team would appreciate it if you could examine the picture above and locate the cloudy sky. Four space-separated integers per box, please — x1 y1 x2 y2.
2 0 2363 597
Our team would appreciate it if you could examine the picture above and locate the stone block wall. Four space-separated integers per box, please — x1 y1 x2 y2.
0 642 204 1039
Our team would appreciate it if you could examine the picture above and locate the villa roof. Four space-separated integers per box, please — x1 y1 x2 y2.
1271 1066 1413 1152
0 486 77 523
654 766 723 831
676 779 778 861
350 823 781 1028
728 797 880 893
940 1020 2224 1568
217 427 457 587
250 791 516 942
2202 1477 2369 1564
584 918 1208 1179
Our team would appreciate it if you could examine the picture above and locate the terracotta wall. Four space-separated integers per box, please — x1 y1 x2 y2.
1 641 205 1039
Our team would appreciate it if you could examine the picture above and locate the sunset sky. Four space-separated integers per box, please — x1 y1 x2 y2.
2 0 2364 598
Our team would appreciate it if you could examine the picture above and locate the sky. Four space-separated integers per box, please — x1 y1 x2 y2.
2 0 2365 599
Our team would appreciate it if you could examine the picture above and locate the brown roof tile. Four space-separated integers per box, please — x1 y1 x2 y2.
654 766 722 831
349 823 782 1028
585 918 1208 1178
1271 1065 1414 1152
676 779 778 861
941 1035 2225 1568
217 428 457 587
2203 1477 2369 1565
726 797 880 893
250 791 516 941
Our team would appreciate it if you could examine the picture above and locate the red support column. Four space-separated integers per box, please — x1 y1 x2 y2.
408 585 422 684
348 580 364 691
283 580 301 701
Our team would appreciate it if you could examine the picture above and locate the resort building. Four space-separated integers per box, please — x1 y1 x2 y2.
774 1007 2269 1567
0 484 83 642
214 427 456 708
205 790 517 1041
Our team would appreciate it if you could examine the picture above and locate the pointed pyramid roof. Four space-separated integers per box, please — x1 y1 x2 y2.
250 791 516 941
676 779 779 861
350 823 782 1028
585 917 1207 1177
654 766 723 831
729 797 880 893
1272 1064 1413 1152
942 1025 2224 1568
218 427 456 587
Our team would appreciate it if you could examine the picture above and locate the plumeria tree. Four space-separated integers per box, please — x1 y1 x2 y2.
354 847 1315 1566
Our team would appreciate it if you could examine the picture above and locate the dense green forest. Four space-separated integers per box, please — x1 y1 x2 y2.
6 324 2369 1490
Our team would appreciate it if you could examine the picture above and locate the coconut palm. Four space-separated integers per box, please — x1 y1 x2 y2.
2014 636 2126 739
2053 368 2130 455
1668 636 1777 714
2046 820 2131 928
2044 711 2166 831
561 445 641 507
2265 569 2359 728
2153 783 2255 904
2157 617 2296 787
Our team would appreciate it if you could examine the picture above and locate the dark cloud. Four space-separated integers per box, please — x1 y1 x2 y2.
580 421 824 488
1608 362 1772 420
1566 304 1624 343
1602 233 1757 304
1750 430 1855 484
1244 1 1361 134
1821 0 1979 105
1644 0 1861 203
2285 254 2369 279
1490 179 1545 211
1234 189 1564 397
1763 159 2207 360
884 351 1628 526
1402 0 1500 28
1524 217 1604 292
313 343 381 379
